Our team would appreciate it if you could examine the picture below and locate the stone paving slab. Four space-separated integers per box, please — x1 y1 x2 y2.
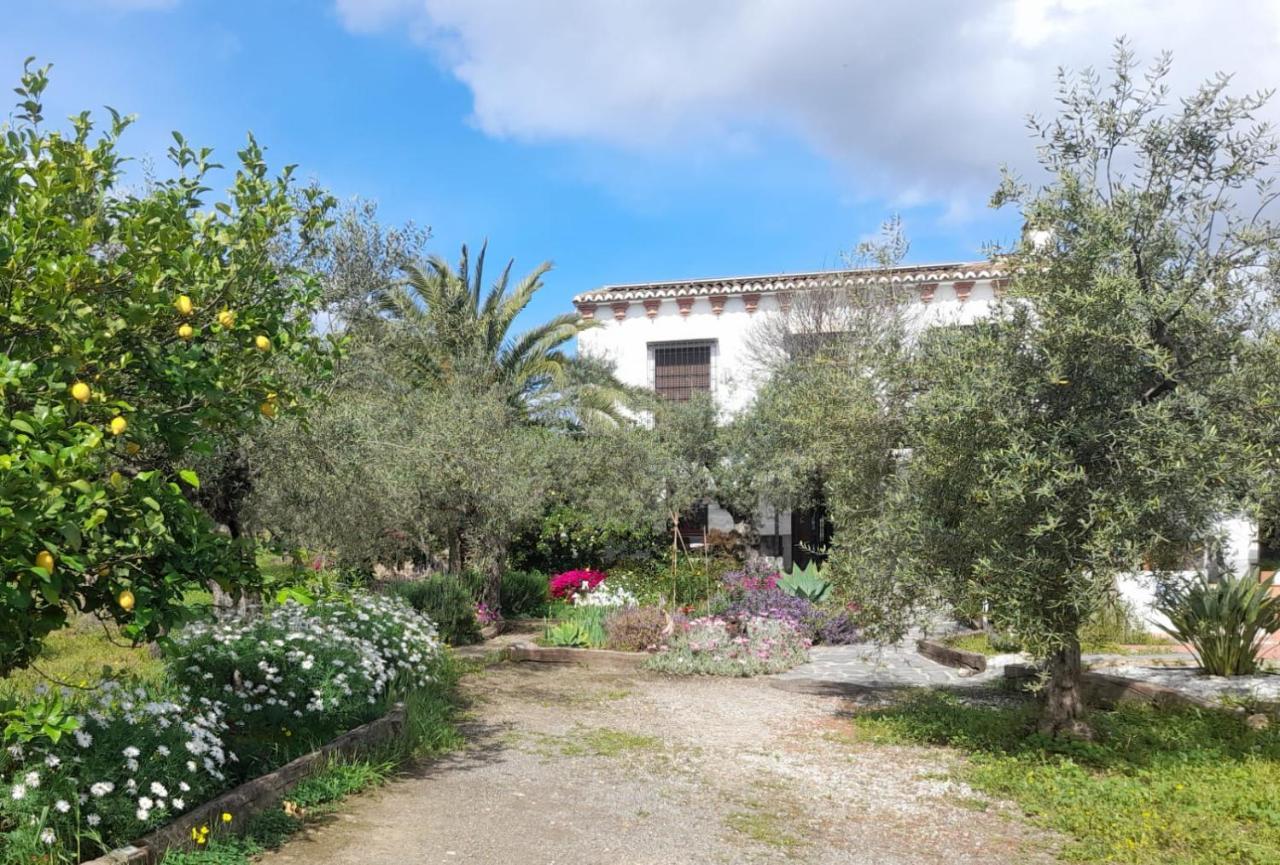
774 643 1001 688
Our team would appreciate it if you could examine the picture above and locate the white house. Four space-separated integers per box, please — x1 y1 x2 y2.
573 261 1007 569
574 260 1265 630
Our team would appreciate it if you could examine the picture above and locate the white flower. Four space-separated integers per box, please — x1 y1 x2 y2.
54 799 71 813
90 782 115 798
138 796 154 811
122 746 140 759
44 754 60 768
40 828 56 845
150 782 167 797
178 781 190 792
86 814 101 827
74 730 94 748
135 807 150 822
23 771 40 788
10 784 26 801
155 745 170 757
172 797 185 810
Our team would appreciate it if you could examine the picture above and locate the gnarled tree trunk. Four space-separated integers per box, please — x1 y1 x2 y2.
1039 635 1093 739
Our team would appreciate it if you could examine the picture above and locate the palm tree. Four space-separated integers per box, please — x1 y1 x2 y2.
378 242 641 425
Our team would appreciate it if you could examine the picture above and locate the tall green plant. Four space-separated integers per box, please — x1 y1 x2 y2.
1155 572 1280 676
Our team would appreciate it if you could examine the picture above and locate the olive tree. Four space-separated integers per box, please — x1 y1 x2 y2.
841 44 1280 736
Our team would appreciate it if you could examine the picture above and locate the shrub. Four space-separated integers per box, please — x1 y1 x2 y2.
500 570 549 617
574 583 639 608
608 557 740 606
715 583 820 637
0 680 230 859
548 569 607 601
542 607 608 648
1155 571 1280 676
711 564 860 645
509 505 665 573
604 606 681 652
646 615 810 676
387 576 481 646
815 607 862 645
0 593 446 863
168 595 442 766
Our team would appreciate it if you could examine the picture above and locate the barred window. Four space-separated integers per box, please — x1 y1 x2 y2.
652 341 713 401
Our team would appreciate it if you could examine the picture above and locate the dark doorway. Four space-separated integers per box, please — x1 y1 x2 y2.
790 504 832 570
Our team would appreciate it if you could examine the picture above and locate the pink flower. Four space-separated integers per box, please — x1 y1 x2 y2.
549 569 607 600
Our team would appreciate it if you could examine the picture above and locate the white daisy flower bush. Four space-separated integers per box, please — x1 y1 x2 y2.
0 592 442 862
572 582 639 609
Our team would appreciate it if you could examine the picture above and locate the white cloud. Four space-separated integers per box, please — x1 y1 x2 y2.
333 0 1280 212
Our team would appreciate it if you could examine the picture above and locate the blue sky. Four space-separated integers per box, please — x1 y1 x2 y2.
5 1 1279 325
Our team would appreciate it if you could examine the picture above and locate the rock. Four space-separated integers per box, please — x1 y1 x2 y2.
1245 713 1270 731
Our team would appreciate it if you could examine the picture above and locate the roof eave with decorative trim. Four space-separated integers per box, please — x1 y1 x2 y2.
571 261 1006 306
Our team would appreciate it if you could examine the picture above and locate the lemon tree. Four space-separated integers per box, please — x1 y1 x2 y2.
0 61 336 673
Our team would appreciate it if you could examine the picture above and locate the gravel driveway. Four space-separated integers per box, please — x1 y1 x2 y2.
260 661 1058 865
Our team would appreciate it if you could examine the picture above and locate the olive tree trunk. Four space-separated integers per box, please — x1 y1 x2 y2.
1038 635 1093 739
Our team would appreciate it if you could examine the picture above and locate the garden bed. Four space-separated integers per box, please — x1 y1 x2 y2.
81 704 407 865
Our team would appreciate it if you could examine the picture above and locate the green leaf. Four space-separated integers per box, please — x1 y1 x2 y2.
177 469 200 489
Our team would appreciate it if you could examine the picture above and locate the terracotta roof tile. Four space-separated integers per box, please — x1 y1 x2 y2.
572 261 1004 305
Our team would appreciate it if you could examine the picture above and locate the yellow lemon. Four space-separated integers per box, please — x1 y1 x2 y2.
109 416 128 436
70 382 91 403
217 309 236 329
117 589 135 612
175 295 193 316
178 323 195 341
254 334 271 352
35 551 55 574
259 401 277 419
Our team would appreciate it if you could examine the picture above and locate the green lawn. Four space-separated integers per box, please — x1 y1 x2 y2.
0 616 165 701
851 691 1280 865
945 631 1174 658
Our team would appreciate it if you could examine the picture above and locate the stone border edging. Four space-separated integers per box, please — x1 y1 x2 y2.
1080 671 1234 712
80 703 407 865
507 642 646 671
916 632 988 673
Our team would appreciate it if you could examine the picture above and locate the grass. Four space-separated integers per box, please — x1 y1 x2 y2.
850 690 1280 864
158 758 392 865
944 631 1174 658
0 616 164 700
724 808 804 853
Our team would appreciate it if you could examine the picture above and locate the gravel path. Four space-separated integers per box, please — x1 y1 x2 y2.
260 661 1058 865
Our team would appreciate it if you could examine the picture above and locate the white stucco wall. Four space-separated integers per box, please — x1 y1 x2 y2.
577 280 999 414
1118 515 1260 633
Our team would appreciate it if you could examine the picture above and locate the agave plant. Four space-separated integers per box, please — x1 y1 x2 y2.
1154 570 1280 676
778 561 831 603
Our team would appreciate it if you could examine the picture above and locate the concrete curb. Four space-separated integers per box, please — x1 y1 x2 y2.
80 703 407 865
507 642 647 672
916 632 988 673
